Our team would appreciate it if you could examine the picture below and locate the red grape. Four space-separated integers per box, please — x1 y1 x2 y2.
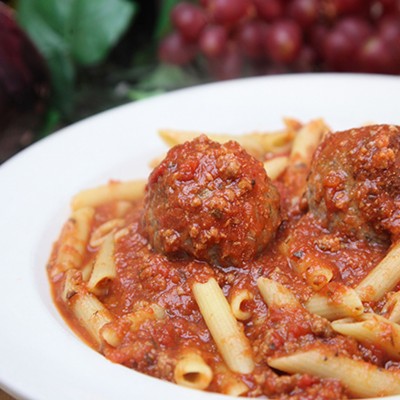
324 0 364 18
199 25 228 57
371 0 400 16
158 32 197 65
323 28 357 70
379 15 400 47
254 0 284 22
207 43 242 79
335 16 372 45
292 45 318 71
379 16 400 70
208 0 250 24
199 0 210 7
157 0 400 78
357 35 395 73
264 20 303 63
287 0 320 29
236 20 267 59
171 2 207 42
309 23 329 57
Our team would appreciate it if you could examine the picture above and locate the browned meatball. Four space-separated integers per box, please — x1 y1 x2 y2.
141 135 281 267
307 124 400 242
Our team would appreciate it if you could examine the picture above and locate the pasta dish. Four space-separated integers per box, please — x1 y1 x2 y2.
47 119 400 399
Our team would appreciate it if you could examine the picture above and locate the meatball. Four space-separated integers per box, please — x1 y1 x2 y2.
142 135 281 267
307 124 400 242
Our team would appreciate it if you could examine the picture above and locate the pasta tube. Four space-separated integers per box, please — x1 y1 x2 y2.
289 119 329 166
214 363 249 397
230 288 254 321
268 349 400 398
70 291 113 347
158 128 295 160
257 277 300 308
192 278 254 374
383 291 400 324
331 313 400 359
356 241 400 302
174 352 213 390
87 233 116 296
263 156 289 180
71 180 146 210
51 207 94 278
305 285 364 321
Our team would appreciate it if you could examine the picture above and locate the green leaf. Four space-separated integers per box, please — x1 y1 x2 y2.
17 1 75 116
154 0 181 40
17 0 137 118
68 0 137 66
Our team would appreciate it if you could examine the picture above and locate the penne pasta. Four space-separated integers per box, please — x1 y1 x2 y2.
60 269 81 303
127 303 166 332
192 278 254 374
355 241 400 302
71 180 146 210
214 363 249 397
305 285 364 321
158 127 296 160
101 303 166 347
268 348 400 398
289 119 329 166
174 352 213 390
114 200 133 217
69 290 113 348
87 233 116 296
257 277 301 308
304 264 333 292
51 207 94 278
89 218 125 248
230 288 254 321
331 313 400 359
382 291 400 324
290 254 334 292
263 156 289 180
100 326 121 348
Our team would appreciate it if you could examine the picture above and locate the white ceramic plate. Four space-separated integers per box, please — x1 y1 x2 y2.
1 73 400 400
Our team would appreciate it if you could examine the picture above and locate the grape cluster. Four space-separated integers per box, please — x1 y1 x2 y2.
158 0 400 79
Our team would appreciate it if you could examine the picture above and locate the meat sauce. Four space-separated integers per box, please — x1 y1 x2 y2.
49 126 400 399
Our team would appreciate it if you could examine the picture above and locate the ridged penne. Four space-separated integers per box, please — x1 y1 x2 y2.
158 127 295 160
257 277 301 308
214 363 249 397
192 278 254 374
268 348 400 398
332 313 400 359
289 119 329 166
71 180 146 210
382 291 400 324
87 233 116 296
230 288 254 321
355 241 400 302
263 156 289 180
174 352 213 390
305 285 364 321
51 207 95 278
89 218 125 248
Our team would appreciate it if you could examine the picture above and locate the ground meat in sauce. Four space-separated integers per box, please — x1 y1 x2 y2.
141 135 281 267
307 124 400 243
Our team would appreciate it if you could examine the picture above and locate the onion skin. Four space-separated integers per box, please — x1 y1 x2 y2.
0 3 50 162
